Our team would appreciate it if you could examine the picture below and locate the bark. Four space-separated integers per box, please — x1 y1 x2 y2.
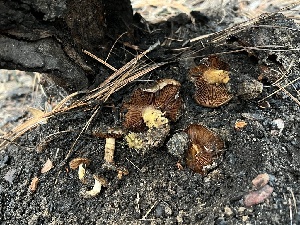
0 0 133 92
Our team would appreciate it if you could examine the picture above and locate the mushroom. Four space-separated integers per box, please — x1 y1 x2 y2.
125 122 170 154
122 79 183 132
185 124 224 175
189 55 232 108
193 78 233 108
81 175 108 198
92 126 123 165
122 79 183 154
69 158 91 183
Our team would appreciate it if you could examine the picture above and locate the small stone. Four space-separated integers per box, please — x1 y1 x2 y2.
4 168 16 184
271 118 284 135
224 206 233 217
166 132 189 158
237 79 263 99
244 185 274 207
155 205 164 218
252 173 270 189
242 215 249 221
238 207 246 214
0 155 9 168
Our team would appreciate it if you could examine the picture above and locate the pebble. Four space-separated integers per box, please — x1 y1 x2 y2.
4 168 16 184
0 155 9 168
166 132 189 158
271 118 284 133
224 206 233 217
244 185 274 207
252 173 270 189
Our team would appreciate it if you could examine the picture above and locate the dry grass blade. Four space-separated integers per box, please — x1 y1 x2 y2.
83 50 117 72
259 77 300 105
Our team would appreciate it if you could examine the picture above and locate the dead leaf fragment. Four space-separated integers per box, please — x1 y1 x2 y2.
29 177 39 192
235 121 247 130
41 159 53 173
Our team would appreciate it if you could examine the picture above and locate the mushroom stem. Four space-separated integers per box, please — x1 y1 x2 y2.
69 158 91 183
81 175 108 198
104 137 115 164
78 163 86 182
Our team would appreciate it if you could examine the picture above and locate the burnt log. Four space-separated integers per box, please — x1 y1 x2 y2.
0 0 134 92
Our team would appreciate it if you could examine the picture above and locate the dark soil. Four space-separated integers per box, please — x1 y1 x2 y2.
1 12 300 225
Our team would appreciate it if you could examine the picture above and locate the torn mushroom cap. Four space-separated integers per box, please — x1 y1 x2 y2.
189 56 232 108
193 79 232 108
69 158 91 182
189 55 229 83
125 105 170 152
185 124 224 175
69 158 91 170
122 79 183 131
81 175 108 198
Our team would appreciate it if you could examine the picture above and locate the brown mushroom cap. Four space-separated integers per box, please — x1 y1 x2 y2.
194 78 233 108
153 81 183 121
69 158 91 170
92 126 124 139
122 79 183 131
185 124 224 175
189 55 232 108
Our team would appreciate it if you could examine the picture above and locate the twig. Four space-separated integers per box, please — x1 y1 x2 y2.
125 157 142 172
288 187 298 214
83 50 117 72
105 32 127 62
258 76 300 103
289 198 293 225
140 200 158 220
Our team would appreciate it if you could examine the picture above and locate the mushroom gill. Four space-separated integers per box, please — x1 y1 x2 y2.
189 55 232 108
122 79 183 132
185 124 224 175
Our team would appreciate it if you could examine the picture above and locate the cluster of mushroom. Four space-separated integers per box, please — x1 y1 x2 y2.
68 56 234 197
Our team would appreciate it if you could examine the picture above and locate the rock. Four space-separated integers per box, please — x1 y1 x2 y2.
166 132 189 158
237 79 263 99
244 185 274 207
252 173 270 189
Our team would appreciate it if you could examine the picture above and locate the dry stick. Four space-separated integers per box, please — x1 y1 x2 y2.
141 200 159 220
276 83 300 106
84 42 162 102
105 62 168 101
125 157 142 172
289 198 293 225
290 188 298 213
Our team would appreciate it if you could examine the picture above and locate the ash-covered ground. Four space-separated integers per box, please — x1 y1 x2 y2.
1 10 300 225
